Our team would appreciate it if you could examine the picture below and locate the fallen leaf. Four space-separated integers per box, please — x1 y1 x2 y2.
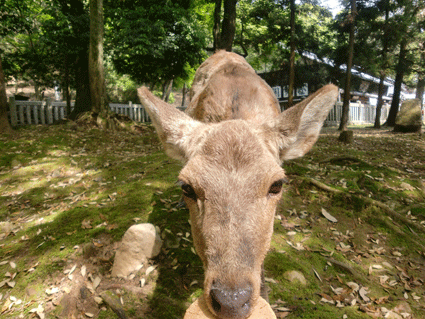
81 219 92 229
92 276 101 290
2 299 12 313
146 265 156 276
45 287 59 295
6 281 15 288
321 208 338 223
359 287 370 302
81 265 86 277
313 268 322 282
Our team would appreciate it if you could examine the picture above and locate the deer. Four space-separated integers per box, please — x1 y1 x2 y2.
137 50 338 319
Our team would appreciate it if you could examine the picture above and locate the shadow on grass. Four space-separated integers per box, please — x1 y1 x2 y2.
146 185 204 319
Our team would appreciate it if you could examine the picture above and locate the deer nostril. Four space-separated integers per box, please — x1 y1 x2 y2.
210 285 252 318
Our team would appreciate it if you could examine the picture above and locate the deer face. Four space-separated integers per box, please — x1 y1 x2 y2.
137 53 337 319
177 120 285 318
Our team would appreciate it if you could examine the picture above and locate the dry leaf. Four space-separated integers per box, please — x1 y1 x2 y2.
313 268 322 282
6 281 15 288
81 265 86 277
45 287 59 295
359 287 370 302
146 265 156 276
2 298 11 313
92 276 101 290
81 219 92 229
321 208 338 223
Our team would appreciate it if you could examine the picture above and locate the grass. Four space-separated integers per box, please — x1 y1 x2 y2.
0 124 424 318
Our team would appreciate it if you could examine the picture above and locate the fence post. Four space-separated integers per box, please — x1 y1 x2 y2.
34 104 39 125
128 101 133 120
40 101 46 125
54 104 59 121
46 98 53 124
9 96 17 126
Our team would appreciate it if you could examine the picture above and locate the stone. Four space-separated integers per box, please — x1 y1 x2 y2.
394 99 422 133
284 270 307 286
184 296 276 319
111 223 162 277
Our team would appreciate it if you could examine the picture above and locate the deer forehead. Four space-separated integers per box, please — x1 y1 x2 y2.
180 120 285 193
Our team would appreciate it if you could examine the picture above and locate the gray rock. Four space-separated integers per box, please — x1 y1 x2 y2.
284 270 307 286
111 223 162 277
394 99 422 133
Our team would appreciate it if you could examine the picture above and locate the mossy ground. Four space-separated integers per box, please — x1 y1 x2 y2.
0 124 424 318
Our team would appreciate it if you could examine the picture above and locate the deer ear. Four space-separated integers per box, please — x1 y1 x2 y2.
275 84 338 161
137 87 204 162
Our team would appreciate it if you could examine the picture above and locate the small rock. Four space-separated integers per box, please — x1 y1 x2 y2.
111 223 162 277
284 270 307 286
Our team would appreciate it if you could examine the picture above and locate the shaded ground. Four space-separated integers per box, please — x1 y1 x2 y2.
0 124 424 319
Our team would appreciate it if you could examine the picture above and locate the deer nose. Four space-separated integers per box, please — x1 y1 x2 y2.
210 284 252 318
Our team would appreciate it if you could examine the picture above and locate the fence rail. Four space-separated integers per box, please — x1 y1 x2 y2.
9 97 388 127
325 102 390 126
8 97 151 126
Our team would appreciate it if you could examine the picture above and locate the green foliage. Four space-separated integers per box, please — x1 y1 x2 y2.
104 0 208 87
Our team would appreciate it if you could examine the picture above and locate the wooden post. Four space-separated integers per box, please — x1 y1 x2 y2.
34 104 39 125
40 101 46 125
46 99 53 124
18 102 24 125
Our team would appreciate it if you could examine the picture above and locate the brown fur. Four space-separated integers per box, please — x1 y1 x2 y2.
138 51 338 319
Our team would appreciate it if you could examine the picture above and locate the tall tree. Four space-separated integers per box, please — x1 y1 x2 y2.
56 0 91 119
339 0 357 131
374 0 391 129
213 0 238 51
384 1 423 127
89 0 106 114
105 0 207 91
0 56 13 134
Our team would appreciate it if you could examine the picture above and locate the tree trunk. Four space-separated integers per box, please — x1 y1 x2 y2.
162 78 173 103
385 39 407 127
0 56 13 134
416 42 425 108
71 50 91 119
181 83 187 107
89 0 106 115
375 2 389 129
213 0 237 52
288 0 296 108
64 53 71 117
374 72 385 129
213 0 222 51
339 0 356 131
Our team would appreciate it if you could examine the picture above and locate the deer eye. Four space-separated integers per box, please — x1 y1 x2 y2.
268 179 285 196
180 182 197 201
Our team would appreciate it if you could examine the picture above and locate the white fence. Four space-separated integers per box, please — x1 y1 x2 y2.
8 97 151 126
9 97 388 127
325 102 390 126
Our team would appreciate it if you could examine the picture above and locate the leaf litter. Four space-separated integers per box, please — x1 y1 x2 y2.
1 126 425 318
